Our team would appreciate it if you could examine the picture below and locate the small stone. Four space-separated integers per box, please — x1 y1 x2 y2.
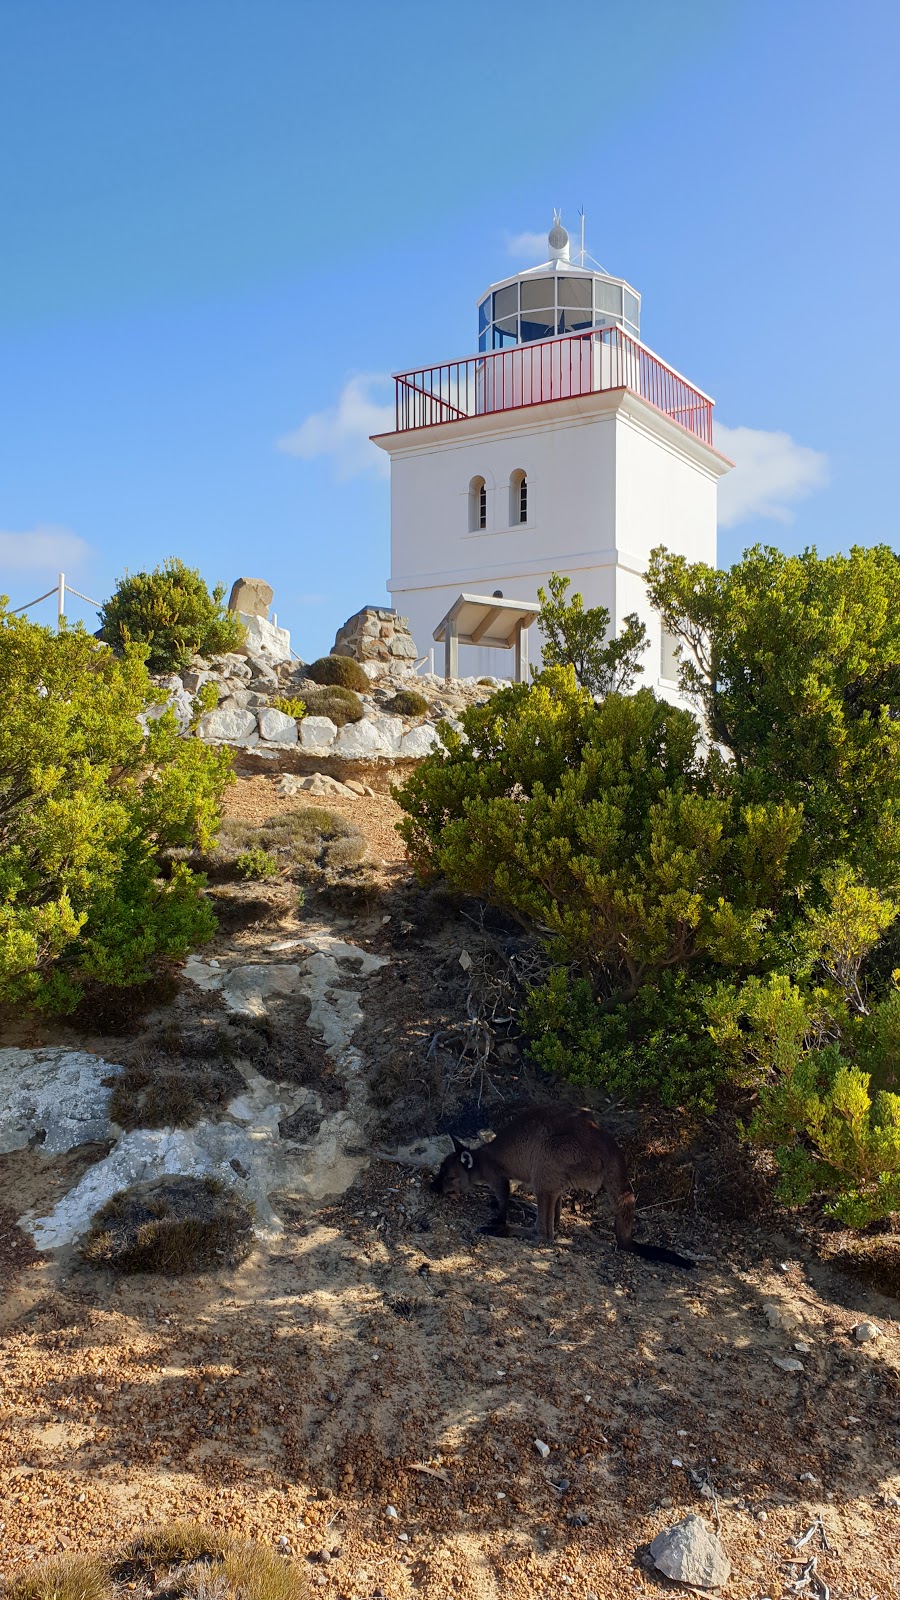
344 779 367 796
459 950 473 972
772 1356 804 1372
396 1533 409 1543
649 1514 731 1590
794 1341 811 1354
534 1439 551 1459
854 1321 882 1343
277 1535 290 1549
385 1505 399 1519
763 1302 786 1329
671 1457 683 1468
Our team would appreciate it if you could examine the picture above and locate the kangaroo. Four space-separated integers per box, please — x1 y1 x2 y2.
431 1105 695 1269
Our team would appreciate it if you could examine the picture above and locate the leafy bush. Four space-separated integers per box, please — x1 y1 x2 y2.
99 557 245 673
234 846 280 880
303 685 364 726
306 654 370 691
386 688 430 716
273 695 307 720
0 606 232 1012
537 571 647 695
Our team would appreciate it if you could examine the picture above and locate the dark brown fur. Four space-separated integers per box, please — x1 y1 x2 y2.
431 1105 694 1269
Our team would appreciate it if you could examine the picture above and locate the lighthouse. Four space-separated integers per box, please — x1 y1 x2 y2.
372 217 731 690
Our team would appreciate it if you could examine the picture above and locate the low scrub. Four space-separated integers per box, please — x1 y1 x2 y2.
303 685 364 726
386 688 429 717
99 558 244 673
211 808 366 881
4 1557 112 1600
234 846 280 880
117 1525 311 1600
272 695 307 720
0 605 231 1013
306 654 370 691
81 1176 253 1274
107 1058 243 1132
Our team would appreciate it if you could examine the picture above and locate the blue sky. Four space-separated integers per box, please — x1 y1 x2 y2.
2 0 898 658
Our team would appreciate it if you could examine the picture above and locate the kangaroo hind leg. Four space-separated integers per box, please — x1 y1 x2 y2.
536 1190 561 1244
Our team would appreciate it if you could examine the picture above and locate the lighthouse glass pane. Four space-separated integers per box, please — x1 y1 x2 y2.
558 277 592 309
493 285 518 320
560 307 592 332
624 289 640 327
520 278 554 311
520 310 556 341
492 318 518 348
478 299 490 335
594 280 623 316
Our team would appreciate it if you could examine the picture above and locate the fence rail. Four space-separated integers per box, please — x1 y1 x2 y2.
9 573 101 630
392 324 715 445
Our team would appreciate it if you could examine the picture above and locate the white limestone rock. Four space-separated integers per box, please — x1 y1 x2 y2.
0 1047 120 1156
257 706 299 744
400 723 442 758
368 714 404 754
182 959 303 1018
236 612 292 664
196 706 259 745
333 718 391 758
649 1515 731 1590
299 716 338 755
278 773 358 799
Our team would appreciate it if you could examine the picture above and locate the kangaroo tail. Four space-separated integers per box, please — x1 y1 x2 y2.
624 1238 696 1270
613 1189 695 1270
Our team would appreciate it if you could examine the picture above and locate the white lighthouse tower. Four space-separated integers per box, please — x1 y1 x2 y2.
372 217 731 689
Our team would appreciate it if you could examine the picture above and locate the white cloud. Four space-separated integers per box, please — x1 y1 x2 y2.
0 524 92 574
277 374 393 480
716 423 828 530
506 229 549 262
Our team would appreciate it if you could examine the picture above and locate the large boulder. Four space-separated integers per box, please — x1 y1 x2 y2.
236 613 293 664
257 706 299 744
333 718 392 758
400 723 442 757
196 707 259 746
228 578 273 618
332 606 418 666
299 716 338 755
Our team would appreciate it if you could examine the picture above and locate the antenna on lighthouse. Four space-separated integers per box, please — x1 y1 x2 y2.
579 207 585 267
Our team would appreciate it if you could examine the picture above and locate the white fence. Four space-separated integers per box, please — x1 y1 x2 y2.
9 573 101 630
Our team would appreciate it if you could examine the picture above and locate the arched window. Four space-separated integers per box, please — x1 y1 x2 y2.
469 475 487 532
509 469 527 526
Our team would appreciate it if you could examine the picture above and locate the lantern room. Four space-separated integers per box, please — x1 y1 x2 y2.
477 214 641 351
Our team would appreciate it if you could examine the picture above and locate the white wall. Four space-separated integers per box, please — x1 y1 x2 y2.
379 390 727 688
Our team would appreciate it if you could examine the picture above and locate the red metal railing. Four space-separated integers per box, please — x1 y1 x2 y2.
392 325 714 445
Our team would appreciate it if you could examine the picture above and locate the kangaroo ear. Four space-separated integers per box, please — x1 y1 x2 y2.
460 1150 474 1169
450 1135 466 1154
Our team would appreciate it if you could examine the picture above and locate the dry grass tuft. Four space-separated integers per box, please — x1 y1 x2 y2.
81 1176 253 1275
107 1059 244 1133
111 1525 311 1600
211 807 367 885
3 1556 112 1600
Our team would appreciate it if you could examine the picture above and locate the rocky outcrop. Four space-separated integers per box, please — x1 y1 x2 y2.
228 577 273 618
236 612 293 664
332 606 418 666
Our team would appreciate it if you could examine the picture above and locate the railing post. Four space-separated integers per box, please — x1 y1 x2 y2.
57 573 65 631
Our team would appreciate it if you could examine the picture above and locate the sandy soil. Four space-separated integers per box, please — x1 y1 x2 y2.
2 776 900 1600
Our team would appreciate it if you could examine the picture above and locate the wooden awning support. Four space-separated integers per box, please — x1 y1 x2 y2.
432 593 541 683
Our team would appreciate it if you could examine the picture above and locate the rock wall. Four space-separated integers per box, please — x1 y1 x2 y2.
332 606 418 666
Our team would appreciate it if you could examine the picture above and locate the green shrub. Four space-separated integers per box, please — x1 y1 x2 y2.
303 685 364 726
306 654 370 691
273 695 307 720
386 688 429 717
99 557 245 673
4 1556 113 1600
537 571 647 695
234 846 280 880
0 605 231 1012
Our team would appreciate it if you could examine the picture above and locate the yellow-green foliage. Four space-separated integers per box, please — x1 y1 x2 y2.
234 846 280 880
272 695 307 720
0 605 232 1011
100 558 245 673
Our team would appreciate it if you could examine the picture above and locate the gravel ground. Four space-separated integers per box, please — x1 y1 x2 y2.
2 777 900 1599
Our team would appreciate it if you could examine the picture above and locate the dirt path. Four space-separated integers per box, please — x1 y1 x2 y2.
2 778 900 1599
